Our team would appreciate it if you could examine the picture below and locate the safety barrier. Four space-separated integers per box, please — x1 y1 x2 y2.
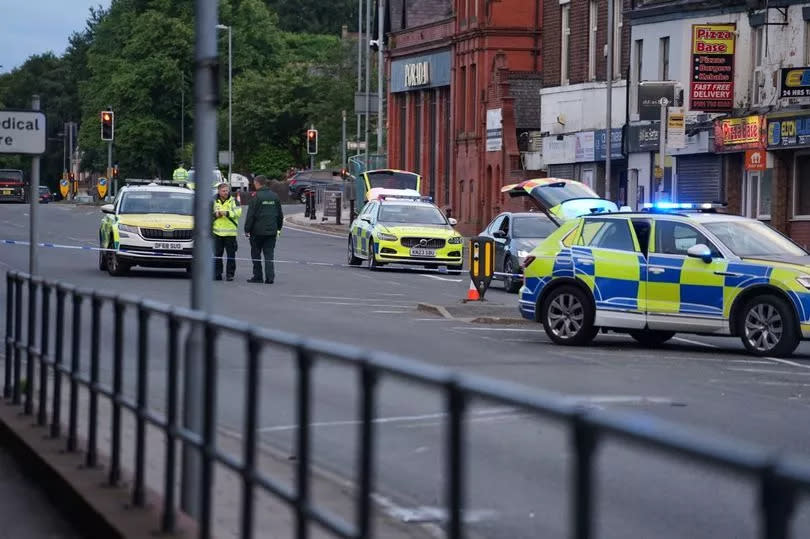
5 270 810 538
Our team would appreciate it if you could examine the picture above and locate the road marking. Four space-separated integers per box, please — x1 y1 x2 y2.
257 407 514 433
451 327 544 332
322 301 411 308
400 412 530 429
286 294 411 302
726 367 810 376
372 310 407 314
673 336 719 348
384 505 498 525
422 275 463 282
764 356 810 370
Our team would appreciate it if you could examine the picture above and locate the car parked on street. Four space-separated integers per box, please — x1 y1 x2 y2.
288 169 345 203
38 185 54 203
479 212 556 292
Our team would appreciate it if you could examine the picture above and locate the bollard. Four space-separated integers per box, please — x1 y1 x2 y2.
310 191 317 221
466 236 494 302
336 195 342 225
304 190 311 218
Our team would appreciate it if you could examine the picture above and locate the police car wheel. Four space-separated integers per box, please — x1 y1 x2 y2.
541 286 596 346
367 242 379 270
106 243 129 277
628 329 675 347
348 237 362 266
738 295 799 357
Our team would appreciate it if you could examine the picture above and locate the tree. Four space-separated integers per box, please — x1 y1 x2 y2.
266 0 359 34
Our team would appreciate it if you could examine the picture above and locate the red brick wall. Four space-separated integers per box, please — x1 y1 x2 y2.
542 0 631 87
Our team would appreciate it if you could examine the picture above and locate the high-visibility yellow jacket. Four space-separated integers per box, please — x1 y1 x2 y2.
172 167 189 182
213 195 242 237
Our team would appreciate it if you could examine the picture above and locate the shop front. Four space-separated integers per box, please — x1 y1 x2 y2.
766 112 810 243
713 115 767 219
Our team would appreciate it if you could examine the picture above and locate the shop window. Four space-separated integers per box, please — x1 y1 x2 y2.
794 153 810 217
561 4 570 85
588 0 598 81
744 172 771 220
659 37 669 80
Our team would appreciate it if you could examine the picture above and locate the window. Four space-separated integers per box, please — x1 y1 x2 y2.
488 215 505 234
759 174 772 219
459 66 467 132
499 215 511 235
704 221 805 257
588 0 598 81
655 221 720 257
744 172 771 220
398 94 407 169
794 153 810 217
634 39 643 83
805 20 810 65
659 37 669 80
579 219 636 251
561 4 570 85
613 0 623 79
470 64 477 132
513 216 556 238
752 26 766 105
414 92 422 173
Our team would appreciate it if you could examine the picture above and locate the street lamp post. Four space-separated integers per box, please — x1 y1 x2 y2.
216 24 232 184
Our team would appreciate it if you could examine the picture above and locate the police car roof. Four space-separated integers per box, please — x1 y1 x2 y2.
121 184 191 194
582 211 754 223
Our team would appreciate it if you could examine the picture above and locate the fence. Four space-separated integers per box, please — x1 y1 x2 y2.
4 270 810 538
348 154 387 178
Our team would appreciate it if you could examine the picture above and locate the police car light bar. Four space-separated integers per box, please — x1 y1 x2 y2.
641 202 726 211
377 194 433 202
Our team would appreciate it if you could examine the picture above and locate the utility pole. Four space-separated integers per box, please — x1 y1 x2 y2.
342 110 347 170
29 95 41 276
182 0 217 520
364 0 372 168
67 121 74 199
605 0 614 201
377 0 385 154
181 73 185 152
658 97 669 201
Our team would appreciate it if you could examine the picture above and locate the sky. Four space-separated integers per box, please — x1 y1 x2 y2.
0 0 111 73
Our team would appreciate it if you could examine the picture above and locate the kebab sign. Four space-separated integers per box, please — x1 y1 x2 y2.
690 24 735 112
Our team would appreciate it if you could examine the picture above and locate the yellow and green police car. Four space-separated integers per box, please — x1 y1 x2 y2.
519 202 810 357
99 184 195 276
348 193 464 271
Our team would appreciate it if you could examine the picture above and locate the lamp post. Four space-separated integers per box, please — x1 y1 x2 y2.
216 24 232 184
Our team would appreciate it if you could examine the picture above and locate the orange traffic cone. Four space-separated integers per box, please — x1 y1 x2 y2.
466 279 480 301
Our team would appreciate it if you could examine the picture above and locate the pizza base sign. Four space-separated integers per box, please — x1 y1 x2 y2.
690 24 735 112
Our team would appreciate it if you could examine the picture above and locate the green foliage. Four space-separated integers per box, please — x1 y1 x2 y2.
0 0 357 184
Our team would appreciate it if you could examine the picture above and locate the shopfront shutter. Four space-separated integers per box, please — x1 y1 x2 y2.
676 155 723 203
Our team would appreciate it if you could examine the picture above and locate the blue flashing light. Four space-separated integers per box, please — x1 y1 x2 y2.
641 202 726 212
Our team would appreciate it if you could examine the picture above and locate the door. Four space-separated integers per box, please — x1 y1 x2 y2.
353 201 377 256
743 171 761 219
574 217 646 329
493 215 510 270
646 219 728 333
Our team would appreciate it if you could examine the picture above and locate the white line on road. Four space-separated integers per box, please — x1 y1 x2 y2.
285 294 412 302
257 407 515 433
451 327 544 332
283 223 345 238
422 275 463 282
672 337 719 348
322 301 411 308
371 310 407 314
764 356 810 370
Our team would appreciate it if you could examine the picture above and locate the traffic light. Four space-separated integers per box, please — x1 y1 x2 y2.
101 110 114 141
306 129 318 155
69 172 75 181
112 165 119 180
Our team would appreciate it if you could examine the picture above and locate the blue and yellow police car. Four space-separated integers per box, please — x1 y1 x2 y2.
348 192 464 271
520 202 810 357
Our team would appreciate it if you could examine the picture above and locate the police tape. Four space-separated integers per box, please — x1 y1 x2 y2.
0 238 523 278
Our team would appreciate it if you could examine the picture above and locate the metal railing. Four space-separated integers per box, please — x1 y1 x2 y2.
4 270 810 539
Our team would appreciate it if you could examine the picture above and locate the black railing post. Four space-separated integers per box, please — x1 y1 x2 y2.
51 286 67 439
446 380 466 539
4 272 15 399
240 331 262 539
12 274 23 405
109 299 124 485
161 311 180 533
67 292 83 452
200 320 219 539
85 293 102 468
24 277 39 415
571 413 598 539
356 360 378 539
295 346 313 539
132 303 150 507
335 195 342 225
760 466 796 539
37 282 51 426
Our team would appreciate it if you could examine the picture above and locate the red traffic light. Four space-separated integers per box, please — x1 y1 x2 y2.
306 129 318 155
101 110 114 141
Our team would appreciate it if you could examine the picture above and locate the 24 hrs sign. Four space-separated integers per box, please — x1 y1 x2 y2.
690 24 735 112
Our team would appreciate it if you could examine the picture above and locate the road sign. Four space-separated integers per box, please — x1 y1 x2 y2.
0 110 47 154
97 177 108 199
59 178 69 198
347 141 367 150
218 150 233 166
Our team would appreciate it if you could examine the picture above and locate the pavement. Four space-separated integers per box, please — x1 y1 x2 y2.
0 444 79 538
1 203 810 538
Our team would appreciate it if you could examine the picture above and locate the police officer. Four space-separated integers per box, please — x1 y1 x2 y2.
213 182 242 281
244 175 283 283
172 163 189 184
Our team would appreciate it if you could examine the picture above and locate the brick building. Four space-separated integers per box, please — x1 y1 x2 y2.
538 0 631 203
386 0 544 234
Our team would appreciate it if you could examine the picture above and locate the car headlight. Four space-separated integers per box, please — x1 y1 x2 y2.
517 250 530 259
448 236 463 244
797 276 810 289
118 224 139 234
377 232 397 241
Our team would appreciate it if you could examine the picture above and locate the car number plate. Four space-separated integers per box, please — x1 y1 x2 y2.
410 248 435 257
154 242 183 250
